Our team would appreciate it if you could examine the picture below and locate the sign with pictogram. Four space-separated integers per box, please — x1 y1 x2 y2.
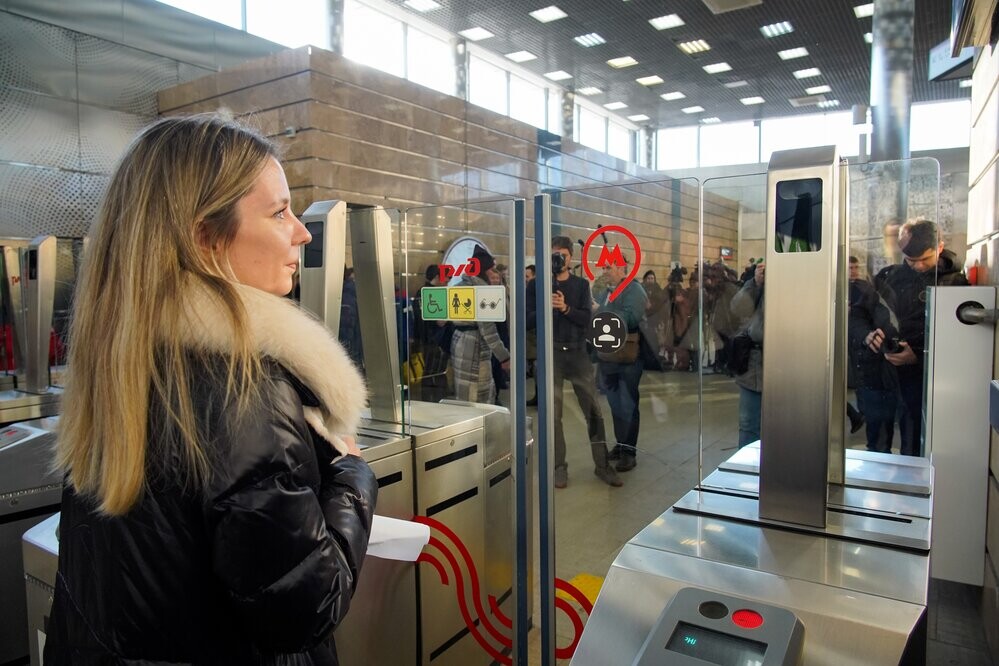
581 225 642 303
421 286 506 322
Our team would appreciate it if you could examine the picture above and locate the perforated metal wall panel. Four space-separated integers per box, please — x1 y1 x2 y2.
77 35 180 116
0 87 81 171
0 11 77 99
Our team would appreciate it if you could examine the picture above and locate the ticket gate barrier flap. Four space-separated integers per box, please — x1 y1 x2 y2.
572 509 928 666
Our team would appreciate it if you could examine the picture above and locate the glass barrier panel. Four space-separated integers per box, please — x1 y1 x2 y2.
536 176 704 664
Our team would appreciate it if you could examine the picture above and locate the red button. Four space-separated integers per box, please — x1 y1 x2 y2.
732 609 764 629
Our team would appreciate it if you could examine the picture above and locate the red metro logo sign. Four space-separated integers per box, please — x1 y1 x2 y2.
581 225 642 302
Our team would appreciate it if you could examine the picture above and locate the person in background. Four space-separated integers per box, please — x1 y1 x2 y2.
525 264 539 406
45 114 377 665
853 219 968 456
339 266 364 368
641 269 670 371
597 255 648 472
525 264 536 282
527 236 620 488
488 262 510 401
413 264 450 402
731 262 765 448
452 245 510 403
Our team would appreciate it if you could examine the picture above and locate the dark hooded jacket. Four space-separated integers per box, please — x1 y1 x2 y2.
44 283 378 666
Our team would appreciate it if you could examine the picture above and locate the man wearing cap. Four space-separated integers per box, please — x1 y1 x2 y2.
851 219 968 456
451 245 510 403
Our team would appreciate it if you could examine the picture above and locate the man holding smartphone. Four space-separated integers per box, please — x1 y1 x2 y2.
528 236 621 488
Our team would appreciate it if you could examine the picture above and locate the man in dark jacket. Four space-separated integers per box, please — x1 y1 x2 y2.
850 219 968 456
527 236 620 488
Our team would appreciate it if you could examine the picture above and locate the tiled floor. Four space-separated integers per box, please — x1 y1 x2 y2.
515 366 995 665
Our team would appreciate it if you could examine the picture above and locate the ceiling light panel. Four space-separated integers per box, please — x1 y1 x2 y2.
678 40 711 54
701 117 721 124
778 47 809 60
578 86 602 95
607 56 638 68
854 3 874 18
817 100 840 108
628 114 650 122
760 21 793 38
650 14 684 30
740 96 765 105
793 67 821 79
703 62 732 74
723 80 749 88
661 91 686 100
682 105 705 113
574 32 606 47
506 50 537 62
530 5 568 23
404 0 440 11
806 84 832 94
604 101 628 110
636 75 664 86
544 70 572 81
459 27 494 41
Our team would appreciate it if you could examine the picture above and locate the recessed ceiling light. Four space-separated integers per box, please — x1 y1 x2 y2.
778 47 809 60
459 27 494 41
793 67 821 79
607 56 638 68
806 84 832 94
574 32 606 47
682 105 705 114
817 99 841 108
636 75 664 86
604 101 628 110
703 62 732 74
661 91 686 101
628 114 650 122
959 79 973 88
530 5 568 23
649 14 684 30
404 0 440 11
578 86 602 95
545 70 572 81
723 80 749 88
760 21 793 38
853 3 874 18
678 40 711 54
701 117 721 124
864 32 873 44
506 50 537 63
740 96 765 105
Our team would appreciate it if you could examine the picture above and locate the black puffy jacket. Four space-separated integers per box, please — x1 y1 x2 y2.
44 357 378 665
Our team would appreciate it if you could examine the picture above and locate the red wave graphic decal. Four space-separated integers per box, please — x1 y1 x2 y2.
414 515 592 661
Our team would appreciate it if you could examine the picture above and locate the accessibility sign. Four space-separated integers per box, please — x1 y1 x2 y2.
420 285 506 322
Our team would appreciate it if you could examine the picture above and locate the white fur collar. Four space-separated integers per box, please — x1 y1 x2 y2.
175 279 367 455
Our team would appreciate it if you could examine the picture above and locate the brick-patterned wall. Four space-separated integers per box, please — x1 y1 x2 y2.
158 47 739 291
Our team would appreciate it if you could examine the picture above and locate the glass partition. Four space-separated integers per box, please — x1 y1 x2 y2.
532 176 704 663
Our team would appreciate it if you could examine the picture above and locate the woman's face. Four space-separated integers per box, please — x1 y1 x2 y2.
227 157 312 296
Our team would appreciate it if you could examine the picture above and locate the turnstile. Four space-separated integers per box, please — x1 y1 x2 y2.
2 418 60 665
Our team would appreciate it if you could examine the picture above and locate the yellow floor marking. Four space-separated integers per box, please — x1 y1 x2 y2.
556 573 604 607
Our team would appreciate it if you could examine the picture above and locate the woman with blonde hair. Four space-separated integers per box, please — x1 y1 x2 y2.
45 114 377 665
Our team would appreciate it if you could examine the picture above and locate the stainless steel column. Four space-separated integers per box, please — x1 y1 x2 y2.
869 0 914 163
350 208 403 423
299 200 347 332
533 193 555 665
22 236 56 394
759 147 845 527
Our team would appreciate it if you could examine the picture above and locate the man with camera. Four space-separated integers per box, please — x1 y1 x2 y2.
527 236 621 488
850 219 968 456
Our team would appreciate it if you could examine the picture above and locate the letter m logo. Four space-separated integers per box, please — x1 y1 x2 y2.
596 244 626 268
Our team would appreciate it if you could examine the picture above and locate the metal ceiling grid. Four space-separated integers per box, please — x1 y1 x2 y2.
399 0 965 127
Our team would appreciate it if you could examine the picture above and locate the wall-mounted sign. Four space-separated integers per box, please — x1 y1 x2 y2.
421 285 506 322
719 247 734 260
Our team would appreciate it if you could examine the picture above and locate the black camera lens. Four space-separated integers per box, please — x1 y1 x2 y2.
551 252 566 275
883 337 904 354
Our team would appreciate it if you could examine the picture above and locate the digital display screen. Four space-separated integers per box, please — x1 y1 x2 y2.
303 222 323 268
774 177 822 253
666 622 766 666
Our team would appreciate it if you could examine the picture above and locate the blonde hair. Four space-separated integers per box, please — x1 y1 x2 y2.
58 114 277 515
